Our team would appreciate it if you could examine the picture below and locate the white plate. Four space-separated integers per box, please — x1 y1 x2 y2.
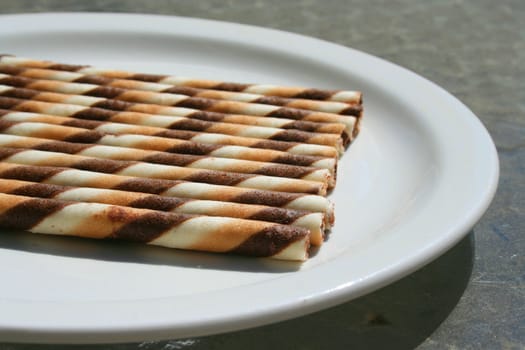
0 13 498 344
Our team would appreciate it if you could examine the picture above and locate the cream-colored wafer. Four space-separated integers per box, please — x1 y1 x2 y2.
0 178 327 244
0 134 334 187
0 79 355 138
0 147 327 195
0 110 340 158
0 96 345 151
0 163 335 224
0 55 363 107
0 192 310 260
0 117 337 173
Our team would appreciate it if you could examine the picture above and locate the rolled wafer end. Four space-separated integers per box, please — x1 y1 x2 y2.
224 223 311 261
292 212 325 246
326 201 335 227
270 236 310 261
352 113 363 139
284 195 334 228
335 138 345 155
311 157 338 177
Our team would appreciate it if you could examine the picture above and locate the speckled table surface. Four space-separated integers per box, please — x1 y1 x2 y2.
0 1 523 349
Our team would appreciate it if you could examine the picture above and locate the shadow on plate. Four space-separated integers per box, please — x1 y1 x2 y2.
0 228 301 273
0 232 475 350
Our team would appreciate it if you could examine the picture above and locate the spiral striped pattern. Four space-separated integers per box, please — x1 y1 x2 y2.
0 110 339 158
0 134 334 187
0 55 363 107
0 55 364 260
0 77 355 138
0 163 334 222
0 147 327 194
0 96 345 151
0 192 310 260
0 178 326 245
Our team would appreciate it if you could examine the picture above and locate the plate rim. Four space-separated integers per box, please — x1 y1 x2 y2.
0 12 499 343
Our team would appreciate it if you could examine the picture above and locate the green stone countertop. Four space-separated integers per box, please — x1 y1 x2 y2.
0 1 523 349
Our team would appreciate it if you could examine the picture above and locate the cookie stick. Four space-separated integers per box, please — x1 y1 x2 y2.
0 147 327 195
0 178 326 244
0 96 345 150
0 117 337 173
0 79 354 138
0 72 362 118
0 134 334 187
0 111 339 160
0 192 310 260
0 163 335 224
0 56 363 107
0 65 362 122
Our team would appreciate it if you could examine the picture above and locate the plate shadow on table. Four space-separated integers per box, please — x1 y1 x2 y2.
0 229 301 273
0 232 475 350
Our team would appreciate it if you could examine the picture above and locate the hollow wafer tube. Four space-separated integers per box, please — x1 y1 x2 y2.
0 96 345 150
0 79 355 138
0 69 361 122
0 134 334 187
0 147 327 194
0 55 363 106
0 61 362 109
0 116 337 173
0 163 335 224
0 178 326 244
0 109 339 158
0 192 310 260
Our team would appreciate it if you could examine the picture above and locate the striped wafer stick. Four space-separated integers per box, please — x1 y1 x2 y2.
0 55 363 107
0 96 345 151
0 178 326 244
0 163 335 223
0 109 339 158
0 192 310 260
0 68 361 122
0 68 362 117
0 78 355 138
0 134 334 187
0 147 327 194
0 116 337 172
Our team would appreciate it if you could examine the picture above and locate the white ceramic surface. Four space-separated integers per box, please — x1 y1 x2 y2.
0 13 498 344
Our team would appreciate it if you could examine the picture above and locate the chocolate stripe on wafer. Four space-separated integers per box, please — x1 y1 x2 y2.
0 134 334 187
0 115 337 172
0 55 362 104
0 109 339 158
0 65 362 110
0 163 334 223
0 178 326 245
1 179 327 240
0 79 356 138
0 96 345 150
0 147 327 194
0 192 310 260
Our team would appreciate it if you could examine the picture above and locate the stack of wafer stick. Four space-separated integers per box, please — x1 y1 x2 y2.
0 55 363 261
